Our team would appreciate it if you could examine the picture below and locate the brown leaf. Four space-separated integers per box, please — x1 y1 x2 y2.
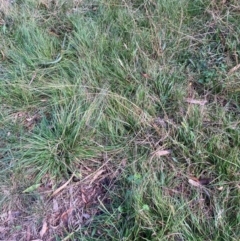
185 98 207 106
189 177 212 187
188 178 201 187
154 150 171 157
142 73 150 79
39 220 48 238
61 208 73 226
82 192 88 203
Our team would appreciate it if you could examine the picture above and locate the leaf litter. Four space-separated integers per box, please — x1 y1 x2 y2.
188 176 212 187
0 163 116 241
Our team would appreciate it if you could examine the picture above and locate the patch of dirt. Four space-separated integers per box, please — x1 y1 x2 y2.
0 174 113 241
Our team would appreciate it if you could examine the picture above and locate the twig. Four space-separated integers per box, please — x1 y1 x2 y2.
51 174 74 198
228 64 240 75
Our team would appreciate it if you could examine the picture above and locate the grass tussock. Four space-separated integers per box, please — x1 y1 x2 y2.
0 0 239 240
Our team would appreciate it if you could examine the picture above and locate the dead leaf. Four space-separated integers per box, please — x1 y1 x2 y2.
188 178 201 187
39 220 48 238
154 150 171 157
228 64 240 75
185 98 207 106
189 177 212 187
82 192 88 203
51 174 74 197
61 208 73 226
142 73 150 78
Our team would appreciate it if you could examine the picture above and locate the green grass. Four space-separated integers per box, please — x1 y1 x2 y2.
0 0 239 240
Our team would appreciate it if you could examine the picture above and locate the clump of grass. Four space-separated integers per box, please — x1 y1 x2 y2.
18 88 149 181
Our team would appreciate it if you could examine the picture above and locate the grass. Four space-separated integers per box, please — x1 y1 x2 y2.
0 0 239 240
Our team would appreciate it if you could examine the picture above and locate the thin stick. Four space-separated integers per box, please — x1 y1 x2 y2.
228 64 240 75
51 174 74 198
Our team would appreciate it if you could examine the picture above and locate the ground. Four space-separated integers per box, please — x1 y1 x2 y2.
0 0 239 240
